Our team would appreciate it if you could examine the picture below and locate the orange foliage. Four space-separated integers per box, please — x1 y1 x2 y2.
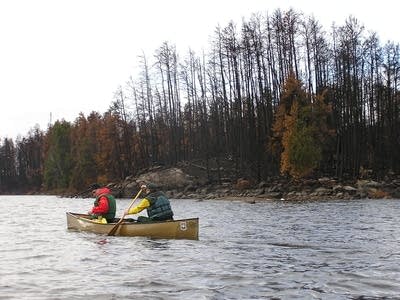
271 72 333 178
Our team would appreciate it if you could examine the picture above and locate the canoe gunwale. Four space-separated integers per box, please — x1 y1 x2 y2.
66 212 199 240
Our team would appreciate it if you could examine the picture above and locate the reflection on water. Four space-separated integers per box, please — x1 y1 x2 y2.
0 196 400 299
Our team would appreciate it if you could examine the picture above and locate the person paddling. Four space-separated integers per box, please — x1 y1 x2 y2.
124 183 173 222
88 184 116 223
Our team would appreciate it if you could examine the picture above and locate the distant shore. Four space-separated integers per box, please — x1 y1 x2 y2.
103 167 400 202
17 166 400 202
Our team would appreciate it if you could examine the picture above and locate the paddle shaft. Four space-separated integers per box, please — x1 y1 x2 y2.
107 188 143 236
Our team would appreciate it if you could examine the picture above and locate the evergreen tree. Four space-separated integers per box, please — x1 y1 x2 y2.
272 72 332 178
43 120 72 190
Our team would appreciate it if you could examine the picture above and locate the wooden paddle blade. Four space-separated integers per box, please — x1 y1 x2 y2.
107 212 128 236
107 220 122 236
107 226 118 236
107 189 143 236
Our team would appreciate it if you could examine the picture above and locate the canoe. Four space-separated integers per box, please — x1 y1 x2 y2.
66 212 199 240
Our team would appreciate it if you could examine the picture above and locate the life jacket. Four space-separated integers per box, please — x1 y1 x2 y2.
146 191 173 221
94 193 116 222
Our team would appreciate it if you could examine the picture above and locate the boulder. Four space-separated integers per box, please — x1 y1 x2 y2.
234 178 251 190
136 167 193 189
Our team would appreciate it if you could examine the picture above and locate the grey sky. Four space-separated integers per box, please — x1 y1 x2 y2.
0 0 398 139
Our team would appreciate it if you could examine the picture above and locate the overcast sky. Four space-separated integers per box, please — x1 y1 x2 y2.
0 0 398 140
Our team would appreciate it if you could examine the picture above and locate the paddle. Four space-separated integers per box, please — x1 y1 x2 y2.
107 188 143 236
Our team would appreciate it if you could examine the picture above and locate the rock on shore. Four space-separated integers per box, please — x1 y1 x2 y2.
107 166 400 202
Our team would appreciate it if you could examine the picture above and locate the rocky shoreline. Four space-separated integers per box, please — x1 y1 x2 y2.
103 166 400 202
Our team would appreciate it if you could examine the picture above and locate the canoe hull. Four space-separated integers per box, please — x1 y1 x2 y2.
66 212 199 240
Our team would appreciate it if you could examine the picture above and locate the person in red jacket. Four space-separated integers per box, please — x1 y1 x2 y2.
88 184 117 223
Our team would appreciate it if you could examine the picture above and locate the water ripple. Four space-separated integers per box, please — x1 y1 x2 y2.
1 196 400 299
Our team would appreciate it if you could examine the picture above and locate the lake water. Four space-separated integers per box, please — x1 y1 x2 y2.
0 196 399 299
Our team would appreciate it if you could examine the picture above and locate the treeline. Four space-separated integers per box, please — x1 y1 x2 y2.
1 9 399 193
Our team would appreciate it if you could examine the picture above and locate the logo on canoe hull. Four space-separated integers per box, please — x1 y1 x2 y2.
180 221 187 231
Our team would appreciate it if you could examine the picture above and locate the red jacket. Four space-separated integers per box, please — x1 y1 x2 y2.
91 187 111 214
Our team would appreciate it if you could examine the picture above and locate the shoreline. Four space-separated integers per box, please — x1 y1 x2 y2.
7 168 400 202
